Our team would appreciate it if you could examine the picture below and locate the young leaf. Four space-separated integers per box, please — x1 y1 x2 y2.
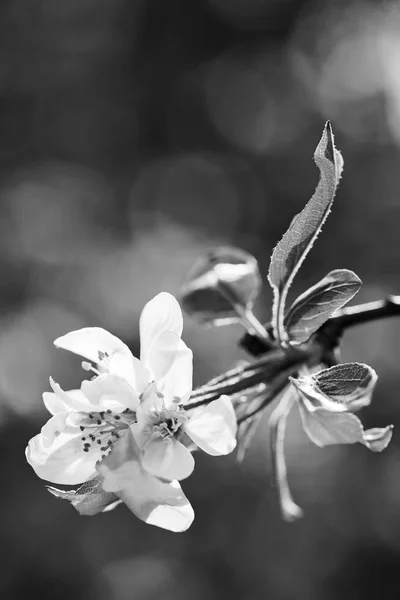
291 362 377 412
291 363 393 453
268 122 343 342
47 477 121 515
284 269 362 344
180 246 261 326
297 402 393 452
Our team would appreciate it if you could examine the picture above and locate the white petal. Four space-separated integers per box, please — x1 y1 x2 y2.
97 431 194 532
81 374 139 412
141 437 195 481
135 384 164 428
43 378 94 415
54 327 150 394
185 395 237 456
54 327 131 364
158 338 193 405
139 293 183 364
108 354 150 396
25 413 98 485
145 331 180 381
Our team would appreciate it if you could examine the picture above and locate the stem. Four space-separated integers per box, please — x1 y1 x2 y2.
239 307 271 343
187 347 311 412
329 295 400 330
269 389 303 521
242 296 400 356
217 280 274 350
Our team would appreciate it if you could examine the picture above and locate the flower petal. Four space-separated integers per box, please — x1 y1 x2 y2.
54 327 131 364
43 378 92 415
26 413 99 485
141 437 195 481
298 398 393 452
184 395 237 456
158 338 193 405
81 374 139 412
97 430 194 532
54 327 150 394
145 331 180 381
139 293 183 363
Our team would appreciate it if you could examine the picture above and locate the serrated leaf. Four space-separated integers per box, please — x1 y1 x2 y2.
268 122 343 341
291 362 377 411
47 476 121 516
180 246 261 326
291 363 393 453
285 269 362 344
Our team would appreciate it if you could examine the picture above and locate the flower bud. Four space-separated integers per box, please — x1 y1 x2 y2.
180 246 261 326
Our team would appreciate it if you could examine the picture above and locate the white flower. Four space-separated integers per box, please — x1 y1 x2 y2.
25 292 237 531
133 388 237 481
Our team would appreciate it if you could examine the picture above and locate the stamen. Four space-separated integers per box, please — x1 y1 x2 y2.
81 361 101 376
79 407 135 457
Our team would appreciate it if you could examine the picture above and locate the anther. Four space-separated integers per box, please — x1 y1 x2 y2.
106 409 112 414
97 440 101 445
81 437 86 441
80 426 85 431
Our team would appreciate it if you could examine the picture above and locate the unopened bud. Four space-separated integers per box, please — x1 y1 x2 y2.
180 246 261 326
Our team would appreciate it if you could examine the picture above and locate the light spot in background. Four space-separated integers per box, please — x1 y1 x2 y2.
68 218 217 332
0 301 83 416
291 0 400 146
204 47 306 154
0 162 114 266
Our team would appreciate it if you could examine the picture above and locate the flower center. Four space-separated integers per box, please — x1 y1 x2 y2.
79 408 135 458
149 407 188 440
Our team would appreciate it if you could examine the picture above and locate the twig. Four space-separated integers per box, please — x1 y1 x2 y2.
269 388 303 521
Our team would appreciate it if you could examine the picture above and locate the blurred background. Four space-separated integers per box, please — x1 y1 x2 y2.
3 0 400 597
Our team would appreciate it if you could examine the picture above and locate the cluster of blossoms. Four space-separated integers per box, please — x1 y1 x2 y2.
26 293 237 532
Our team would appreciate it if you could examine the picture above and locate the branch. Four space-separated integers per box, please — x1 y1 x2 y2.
317 295 400 348
240 296 400 356
329 295 400 329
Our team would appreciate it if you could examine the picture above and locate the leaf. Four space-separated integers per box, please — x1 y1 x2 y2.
180 246 261 326
291 362 377 412
285 269 362 344
47 476 121 516
268 122 343 342
297 401 393 452
291 363 393 453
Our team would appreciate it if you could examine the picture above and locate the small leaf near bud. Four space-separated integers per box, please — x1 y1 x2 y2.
291 363 393 452
47 477 121 515
180 246 262 326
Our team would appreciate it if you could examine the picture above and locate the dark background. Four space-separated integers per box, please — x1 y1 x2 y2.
3 0 400 598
